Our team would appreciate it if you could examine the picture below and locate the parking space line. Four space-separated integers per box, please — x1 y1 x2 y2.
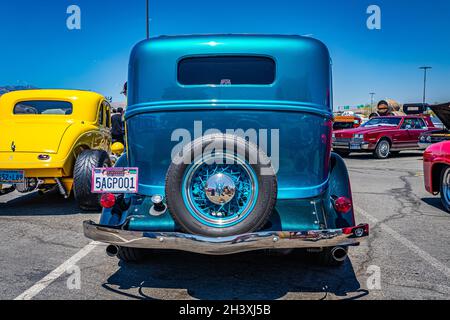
14 241 99 300
355 206 450 279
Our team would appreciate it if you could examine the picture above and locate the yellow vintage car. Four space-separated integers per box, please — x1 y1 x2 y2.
0 89 117 210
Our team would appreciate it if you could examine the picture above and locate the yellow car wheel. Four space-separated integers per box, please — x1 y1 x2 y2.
73 150 111 211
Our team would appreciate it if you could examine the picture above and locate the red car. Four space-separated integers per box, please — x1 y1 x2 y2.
423 141 450 212
333 115 436 159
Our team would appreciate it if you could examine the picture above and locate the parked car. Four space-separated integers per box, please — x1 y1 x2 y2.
419 103 450 150
83 34 369 265
0 89 113 210
333 115 436 159
333 115 362 130
423 140 450 212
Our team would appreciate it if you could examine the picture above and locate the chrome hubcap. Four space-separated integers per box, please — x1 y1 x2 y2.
205 173 236 205
380 142 389 156
182 153 258 227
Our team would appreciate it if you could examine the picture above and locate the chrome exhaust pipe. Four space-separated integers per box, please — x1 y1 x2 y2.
54 178 69 198
331 246 348 262
106 245 119 257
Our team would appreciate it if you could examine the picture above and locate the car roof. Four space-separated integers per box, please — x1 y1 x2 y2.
0 89 106 121
127 34 332 115
0 89 104 101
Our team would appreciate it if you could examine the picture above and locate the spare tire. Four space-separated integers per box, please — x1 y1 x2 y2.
165 134 277 237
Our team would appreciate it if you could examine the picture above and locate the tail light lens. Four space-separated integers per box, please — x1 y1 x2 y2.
334 196 352 213
100 193 116 208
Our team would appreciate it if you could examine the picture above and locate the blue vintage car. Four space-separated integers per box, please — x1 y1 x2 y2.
84 34 369 266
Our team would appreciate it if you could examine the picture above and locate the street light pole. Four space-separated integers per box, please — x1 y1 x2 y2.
369 92 376 113
419 66 432 105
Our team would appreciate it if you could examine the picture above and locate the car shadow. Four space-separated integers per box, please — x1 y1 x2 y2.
0 190 87 216
345 151 423 160
421 197 446 211
103 250 368 300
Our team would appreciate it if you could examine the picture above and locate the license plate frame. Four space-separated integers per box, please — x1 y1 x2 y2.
350 143 361 150
91 167 139 194
0 170 25 184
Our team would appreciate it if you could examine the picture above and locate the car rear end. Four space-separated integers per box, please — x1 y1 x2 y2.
84 35 368 261
0 90 101 196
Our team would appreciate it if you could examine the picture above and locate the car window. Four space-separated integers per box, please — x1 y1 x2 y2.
401 119 413 129
98 103 104 126
178 56 276 85
402 118 426 129
362 118 401 127
105 102 111 128
413 118 426 129
333 122 354 130
14 100 73 115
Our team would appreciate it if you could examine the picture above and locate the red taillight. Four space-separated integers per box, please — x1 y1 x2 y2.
100 193 116 208
334 196 352 213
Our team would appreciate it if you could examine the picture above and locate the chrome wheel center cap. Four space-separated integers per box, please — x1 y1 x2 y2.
205 173 236 205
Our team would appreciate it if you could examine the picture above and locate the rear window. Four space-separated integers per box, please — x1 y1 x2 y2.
178 56 276 85
14 100 73 115
333 122 355 130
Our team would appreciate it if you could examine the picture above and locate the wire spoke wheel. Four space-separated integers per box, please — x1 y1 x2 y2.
165 134 278 237
183 153 258 228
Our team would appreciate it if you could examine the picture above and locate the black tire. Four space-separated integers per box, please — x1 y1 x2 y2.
374 140 390 159
311 247 348 267
73 150 111 211
117 246 146 263
166 134 278 237
334 150 350 158
440 166 450 213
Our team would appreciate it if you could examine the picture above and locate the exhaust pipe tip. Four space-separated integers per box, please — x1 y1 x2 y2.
106 245 119 257
331 246 348 262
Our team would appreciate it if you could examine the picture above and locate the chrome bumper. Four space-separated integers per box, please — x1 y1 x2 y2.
332 142 370 150
83 220 369 255
418 142 431 150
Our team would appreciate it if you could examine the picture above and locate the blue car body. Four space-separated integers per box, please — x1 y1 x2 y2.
84 34 368 256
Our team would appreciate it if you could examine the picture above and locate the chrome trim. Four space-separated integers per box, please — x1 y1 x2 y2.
0 185 15 196
361 142 370 150
333 142 370 151
418 142 431 150
83 220 369 255
331 246 348 262
54 178 69 199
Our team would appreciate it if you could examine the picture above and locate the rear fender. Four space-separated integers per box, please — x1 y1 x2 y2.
324 153 356 228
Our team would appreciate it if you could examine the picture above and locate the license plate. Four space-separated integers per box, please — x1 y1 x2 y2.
91 167 139 194
0 170 24 184
350 143 361 150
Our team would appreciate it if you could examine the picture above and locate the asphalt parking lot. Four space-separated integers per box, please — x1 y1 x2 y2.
1 152 449 300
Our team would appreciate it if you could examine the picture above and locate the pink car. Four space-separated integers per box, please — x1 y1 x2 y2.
424 141 450 212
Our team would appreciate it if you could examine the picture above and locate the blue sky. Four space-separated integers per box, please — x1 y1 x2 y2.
1 0 449 107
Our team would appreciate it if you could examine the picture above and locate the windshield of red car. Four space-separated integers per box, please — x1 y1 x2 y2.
362 118 401 127
13 100 73 115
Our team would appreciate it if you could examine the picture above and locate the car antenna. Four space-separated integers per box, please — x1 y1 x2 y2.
146 0 150 39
